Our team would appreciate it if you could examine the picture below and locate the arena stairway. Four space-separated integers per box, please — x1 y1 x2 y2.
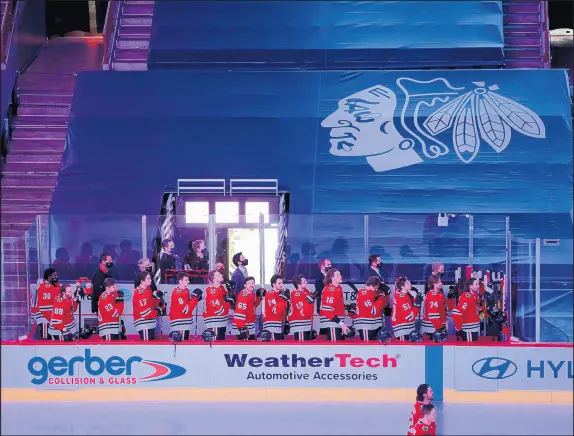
502 0 550 68
111 0 154 71
1 37 103 340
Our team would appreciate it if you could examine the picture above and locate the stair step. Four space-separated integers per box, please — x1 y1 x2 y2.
1 203 50 213
1 161 61 174
504 48 542 59
122 3 154 16
18 93 74 106
12 128 68 140
17 73 76 94
114 49 148 61
12 117 70 127
7 138 66 154
504 59 544 68
7 154 63 164
503 2 541 15
0 175 58 188
112 62 148 71
17 105 71 116
504 35 542 47
1 189 53 202
1 212 45 225
116 38 149 49
120 17 153 26
118 25 151 37
504 26 542 37
503 14 541 25
0 228 29 237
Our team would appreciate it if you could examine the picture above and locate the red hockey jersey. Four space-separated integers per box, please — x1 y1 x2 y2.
319 284 345 328
232 289 262 333
409 421 436 436
452 292 481 333
262 290 288 334
49 296 78 335
392 291 415 338
98 292 124 337
421 290 447 333
288 288 314 332
169 287 199 331
354 288 385 330
132 286 159 332
31 281 61 323
407 401 436 435
203 285 230 329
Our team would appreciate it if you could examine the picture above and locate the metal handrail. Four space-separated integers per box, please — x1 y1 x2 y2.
1 0 17 66
102 0 122 70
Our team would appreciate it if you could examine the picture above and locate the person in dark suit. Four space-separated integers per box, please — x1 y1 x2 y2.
231 252 249 294
91 253 113 314
367 254 383 280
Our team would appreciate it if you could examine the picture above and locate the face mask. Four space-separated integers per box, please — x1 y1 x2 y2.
49 277 59 285
325 266 332 272
201 248 207 254
105 261 114 268
242 258 249 266
437 271 444 277
145 266 153 272
376 262 382 268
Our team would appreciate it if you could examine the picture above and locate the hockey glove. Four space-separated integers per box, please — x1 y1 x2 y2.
255 288 266 298
191 288 203 301
237 328 249 340
279 289 290 301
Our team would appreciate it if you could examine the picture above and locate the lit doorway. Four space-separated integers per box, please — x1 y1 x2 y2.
227 228 279 285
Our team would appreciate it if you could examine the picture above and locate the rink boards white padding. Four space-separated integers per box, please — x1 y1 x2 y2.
1 342 572 404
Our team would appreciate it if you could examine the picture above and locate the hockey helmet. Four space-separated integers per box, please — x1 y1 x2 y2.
409 330 424 343
377 329 393 343
432 328 448 343
256 330 272 342
169 331 183 343
201 329 217 343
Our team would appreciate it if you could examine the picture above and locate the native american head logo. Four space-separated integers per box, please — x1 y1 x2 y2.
321 77 546 172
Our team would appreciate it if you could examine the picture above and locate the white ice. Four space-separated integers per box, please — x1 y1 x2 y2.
2 401 572 435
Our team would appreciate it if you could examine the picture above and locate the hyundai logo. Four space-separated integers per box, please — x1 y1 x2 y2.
472 357 518 380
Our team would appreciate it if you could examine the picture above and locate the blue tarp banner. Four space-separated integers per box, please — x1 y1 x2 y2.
148 1 504 70
55 69 572 223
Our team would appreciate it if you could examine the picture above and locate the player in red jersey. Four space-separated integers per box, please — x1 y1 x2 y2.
98 278 124 341
31 268 61 339
320 268 351 342
392 276 416 340
169 272 203 340
133 271 160 341
408 384 435 435
232 276 263 340
354 276 386 341
49 283 80 341
203 269 234 340
421 275 447 338
262 275 289 340
288 275 316 341
452 278 482 342
410 404 437 435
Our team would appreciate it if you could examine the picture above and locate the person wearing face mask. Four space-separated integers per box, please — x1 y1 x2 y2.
133 271 161 341
392 276 416 341
49 283 80 341
367 254 384 280
135 258 157 291
31 268 61 340
159 239 179 284
91 253 114 314
231 252 249 295
184 240 209 274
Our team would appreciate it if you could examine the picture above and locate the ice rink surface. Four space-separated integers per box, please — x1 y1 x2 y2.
2 401 573 435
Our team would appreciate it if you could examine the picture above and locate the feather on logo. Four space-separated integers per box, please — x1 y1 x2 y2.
423 82 546 163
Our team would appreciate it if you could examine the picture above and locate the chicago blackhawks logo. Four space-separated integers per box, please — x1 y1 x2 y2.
321 78 545 173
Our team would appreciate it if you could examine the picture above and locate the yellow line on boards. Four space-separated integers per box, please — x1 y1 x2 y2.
2 388 571 404
443 389 572 404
